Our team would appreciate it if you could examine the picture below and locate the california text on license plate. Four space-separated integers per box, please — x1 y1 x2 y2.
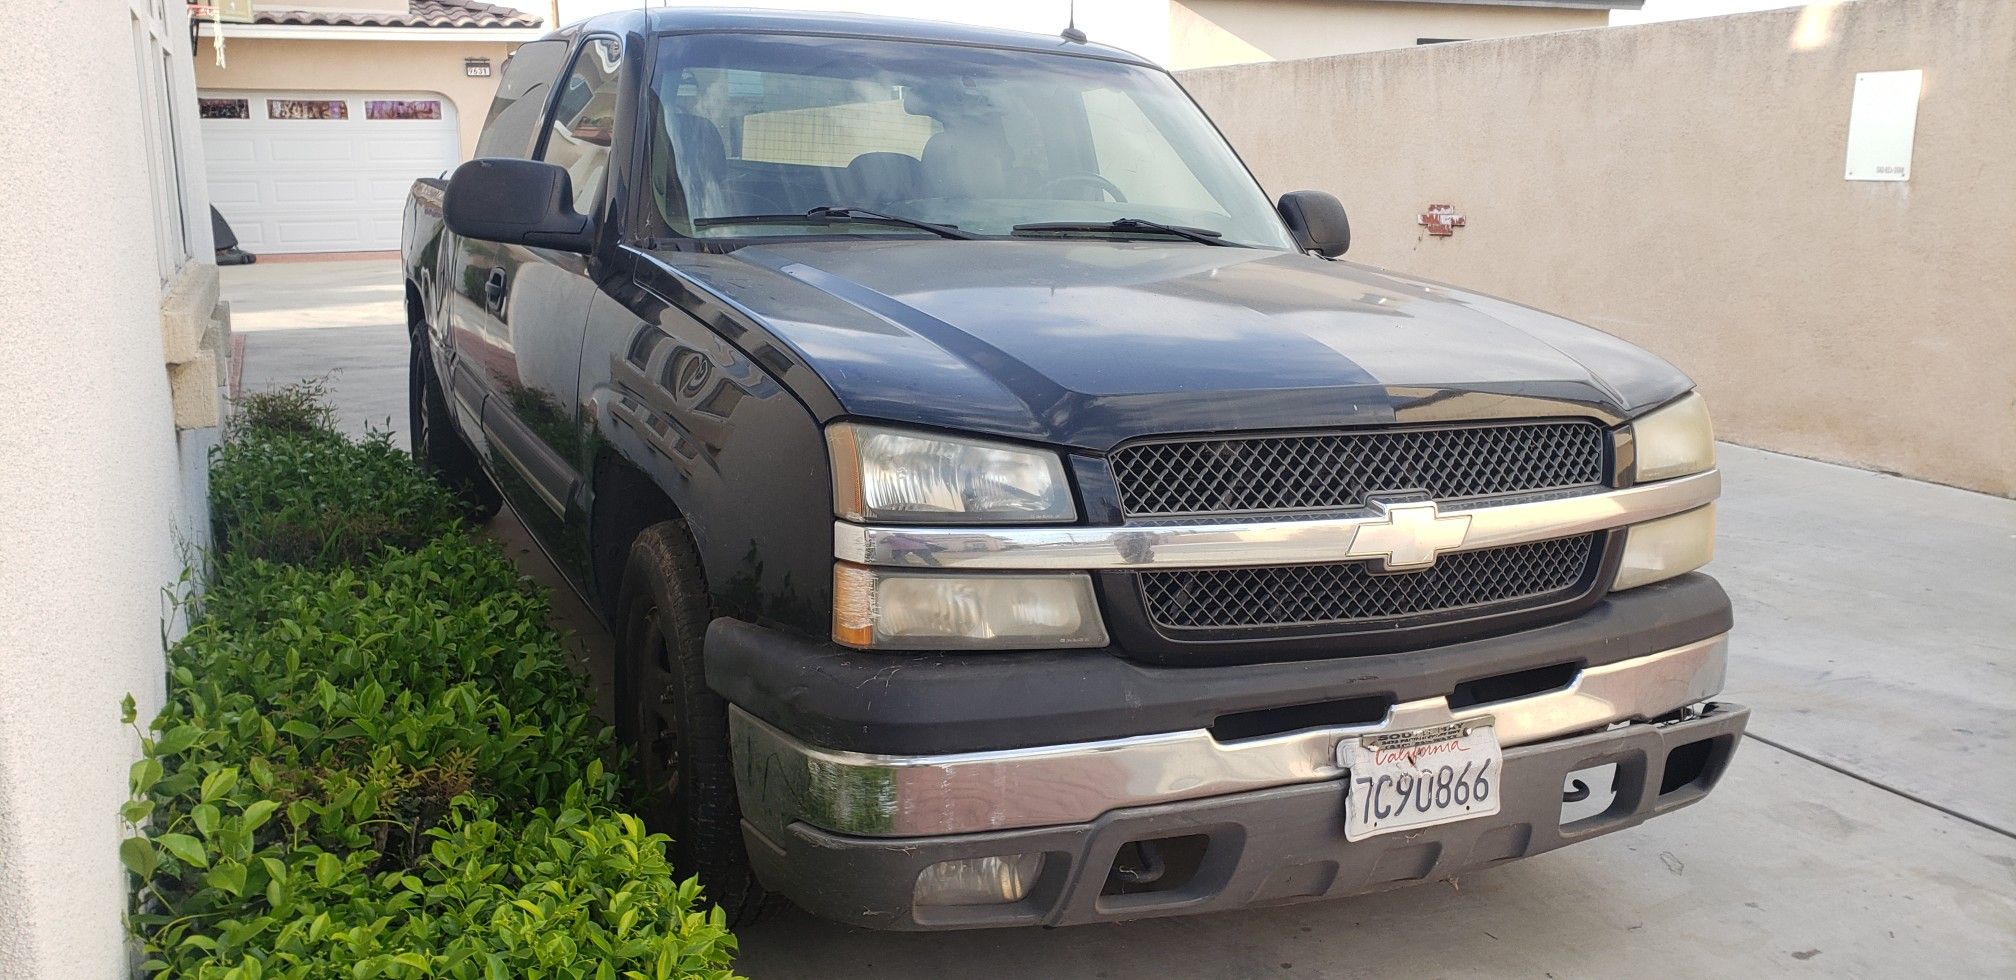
1339 719 1502 841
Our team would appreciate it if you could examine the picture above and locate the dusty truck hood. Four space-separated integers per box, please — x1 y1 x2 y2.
642 240 1691 450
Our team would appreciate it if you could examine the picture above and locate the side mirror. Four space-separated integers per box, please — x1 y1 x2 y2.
443 158 592 253
1277 191 1350 257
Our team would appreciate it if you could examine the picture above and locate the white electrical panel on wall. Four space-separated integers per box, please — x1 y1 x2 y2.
1844 69 1923 181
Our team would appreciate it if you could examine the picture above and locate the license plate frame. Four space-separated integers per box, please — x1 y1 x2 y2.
1340 718 1503 842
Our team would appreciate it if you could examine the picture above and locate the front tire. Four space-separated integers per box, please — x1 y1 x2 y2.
614 521 764 923
409 335 501 521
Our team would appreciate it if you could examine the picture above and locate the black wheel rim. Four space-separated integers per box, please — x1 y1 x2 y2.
641 606 683 803
627 602 689 858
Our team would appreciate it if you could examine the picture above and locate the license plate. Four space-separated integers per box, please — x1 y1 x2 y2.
1340 719 1502 841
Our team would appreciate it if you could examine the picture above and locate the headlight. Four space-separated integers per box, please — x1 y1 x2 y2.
1630 392 1715 482
828 423 1076 524
1613 504 1716 591
833 563 1107 650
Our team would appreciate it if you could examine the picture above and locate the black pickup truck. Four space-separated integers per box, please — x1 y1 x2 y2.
402 8 1744 930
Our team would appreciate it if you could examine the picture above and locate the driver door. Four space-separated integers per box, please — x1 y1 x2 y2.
457 35 625 582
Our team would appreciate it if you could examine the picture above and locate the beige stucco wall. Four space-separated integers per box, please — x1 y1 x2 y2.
195 37 520 157
1180 0 2016 496
1 0 223 974
1170 0 1605 69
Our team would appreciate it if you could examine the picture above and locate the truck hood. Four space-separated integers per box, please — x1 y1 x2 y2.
643 240 1691 450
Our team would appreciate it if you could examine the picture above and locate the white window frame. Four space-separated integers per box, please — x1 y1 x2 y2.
131 0 196 281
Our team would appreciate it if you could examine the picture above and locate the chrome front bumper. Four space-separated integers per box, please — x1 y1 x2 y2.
730 631 1728 839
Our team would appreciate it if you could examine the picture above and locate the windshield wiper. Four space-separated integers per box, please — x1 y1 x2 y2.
1010 217 1238 246
693 206 978 240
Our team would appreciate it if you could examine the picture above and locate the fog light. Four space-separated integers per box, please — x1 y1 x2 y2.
1613 503 1716 591
913 853 1045 907
833 563 1108 650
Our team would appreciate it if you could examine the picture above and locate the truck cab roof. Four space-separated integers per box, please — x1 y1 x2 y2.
553 6 1155 68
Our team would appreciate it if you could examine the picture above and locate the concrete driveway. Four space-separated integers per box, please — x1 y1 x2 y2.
227 259 2016 978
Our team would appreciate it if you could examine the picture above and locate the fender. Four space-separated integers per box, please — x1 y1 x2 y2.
573 261 834 639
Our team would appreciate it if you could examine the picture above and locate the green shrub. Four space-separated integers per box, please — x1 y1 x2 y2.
124 384 740 979
127 773 737 979
233 379 339 440
210 430 468 568
161 538 615 842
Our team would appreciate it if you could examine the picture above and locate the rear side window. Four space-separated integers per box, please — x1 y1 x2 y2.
474 39 568 159
537 37 624 215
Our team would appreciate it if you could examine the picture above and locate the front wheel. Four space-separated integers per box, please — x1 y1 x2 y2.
408 336 500 520
614 521 765 924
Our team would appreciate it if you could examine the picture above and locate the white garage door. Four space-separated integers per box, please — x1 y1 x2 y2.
200 91 459 253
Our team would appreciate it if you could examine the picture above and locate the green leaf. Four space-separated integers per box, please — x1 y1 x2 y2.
121 693 138 725
130 757 163 796
315 851 341 888
242 798 280 832
121 799 154 825
357 680 386 717
206 860 248 897
155 725 202 757
120 836 160 878
155 833 208 868
191 803 221 838
200 767 240 803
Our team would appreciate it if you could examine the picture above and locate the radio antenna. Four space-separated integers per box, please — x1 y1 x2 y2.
1062 0 1087 43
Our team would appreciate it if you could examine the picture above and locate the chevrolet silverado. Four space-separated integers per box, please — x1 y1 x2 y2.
402 7 1745 930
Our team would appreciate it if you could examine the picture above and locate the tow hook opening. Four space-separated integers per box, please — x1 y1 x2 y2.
1103 834 1208 896
1560 763 1620 824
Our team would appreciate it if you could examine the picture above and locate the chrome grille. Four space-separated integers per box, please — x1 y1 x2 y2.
1139 534 1600 632
1109 421 1606 517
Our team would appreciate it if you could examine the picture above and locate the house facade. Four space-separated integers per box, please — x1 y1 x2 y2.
193 0 544 253
0 1 227 975
1169 0 1641 69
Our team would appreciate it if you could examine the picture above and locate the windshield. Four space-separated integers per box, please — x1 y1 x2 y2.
645 33 1295 249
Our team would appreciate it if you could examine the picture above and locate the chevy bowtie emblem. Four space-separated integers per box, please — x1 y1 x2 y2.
1346 499 1472 571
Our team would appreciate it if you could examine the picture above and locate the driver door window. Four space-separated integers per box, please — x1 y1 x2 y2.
538 37 622 215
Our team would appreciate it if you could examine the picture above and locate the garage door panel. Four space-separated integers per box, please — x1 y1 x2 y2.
368 216 408 244
363 139 456 164
204 135 257 164
366 177 422 200
200 90 458 253
270 179 367 204
269 138 360 163
208 180 262 206
231 223 269 247
276 218 370 251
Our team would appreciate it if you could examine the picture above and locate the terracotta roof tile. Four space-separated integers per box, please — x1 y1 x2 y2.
255 0 542 30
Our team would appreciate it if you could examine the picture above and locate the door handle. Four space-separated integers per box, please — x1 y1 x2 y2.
483 267 507 312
